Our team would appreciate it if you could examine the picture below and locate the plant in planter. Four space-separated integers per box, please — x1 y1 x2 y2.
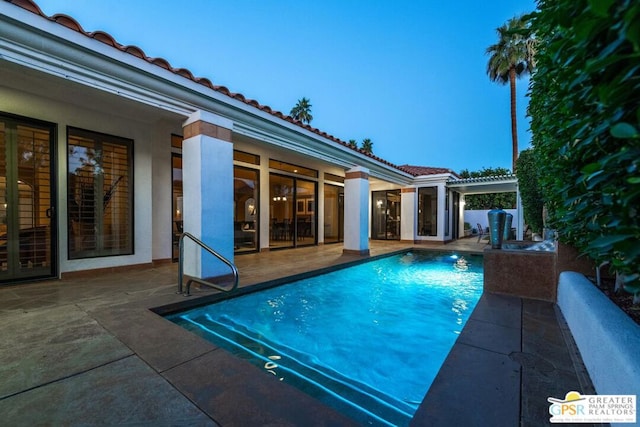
464 222 472 237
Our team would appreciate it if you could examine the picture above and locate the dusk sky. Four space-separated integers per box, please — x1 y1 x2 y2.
34 0 536 174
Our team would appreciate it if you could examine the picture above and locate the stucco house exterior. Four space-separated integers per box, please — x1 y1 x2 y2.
0 0 520 285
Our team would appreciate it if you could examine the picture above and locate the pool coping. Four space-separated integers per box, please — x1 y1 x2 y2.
90 285 360 425
152 247 411 316
152 247 483 316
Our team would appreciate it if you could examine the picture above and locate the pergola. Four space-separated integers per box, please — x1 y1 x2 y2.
447 174 524 240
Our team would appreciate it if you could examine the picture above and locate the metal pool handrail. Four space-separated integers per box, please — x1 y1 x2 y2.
177 232 239 296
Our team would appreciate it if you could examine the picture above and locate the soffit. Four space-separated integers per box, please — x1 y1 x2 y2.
446 175 518 194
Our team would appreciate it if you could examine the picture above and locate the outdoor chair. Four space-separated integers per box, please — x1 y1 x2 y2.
477 223 488 243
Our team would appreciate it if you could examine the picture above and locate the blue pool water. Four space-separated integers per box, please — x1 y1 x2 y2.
168 251 483 426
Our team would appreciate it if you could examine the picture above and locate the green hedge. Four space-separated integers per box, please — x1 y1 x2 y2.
529 0 640 294
515 149 544 234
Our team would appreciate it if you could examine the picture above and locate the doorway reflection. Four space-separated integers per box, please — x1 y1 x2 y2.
269 174 294 249
323 184 343 243
234 167 258 252
371 190 401 240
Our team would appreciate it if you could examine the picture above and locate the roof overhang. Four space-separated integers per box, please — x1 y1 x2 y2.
446 175 518 195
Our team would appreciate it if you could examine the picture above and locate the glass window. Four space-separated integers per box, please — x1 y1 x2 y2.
418 187 437 236
171 134 183 149
234 150 260 165
269 159 317 178
67 128 133 259
324 172 344 184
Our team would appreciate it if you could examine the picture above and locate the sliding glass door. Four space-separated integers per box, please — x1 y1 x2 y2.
0 114 56 283
295 179 316 246
234 166 258 252
269 174 294 249
323 183 343 243
269 173 317 249
172 153 182 261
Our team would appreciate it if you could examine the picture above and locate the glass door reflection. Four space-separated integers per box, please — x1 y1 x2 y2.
371 190 401 240
269 173 317 249
269 174 294 249
234 166 259 253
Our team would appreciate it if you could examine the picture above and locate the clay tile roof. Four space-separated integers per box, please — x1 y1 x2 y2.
9 0 40 14
90 31 119 47
399 165 459 177
52 13 84 32
10 0 424 177
123 45 146 59
195 77 215 89
173 68 194 79
214 86 231 96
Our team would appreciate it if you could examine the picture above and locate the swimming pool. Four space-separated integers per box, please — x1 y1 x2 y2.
168 251 483 426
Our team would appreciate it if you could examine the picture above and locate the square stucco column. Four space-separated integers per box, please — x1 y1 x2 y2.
182 111 234 279
343 167 370 256
401 187 416 242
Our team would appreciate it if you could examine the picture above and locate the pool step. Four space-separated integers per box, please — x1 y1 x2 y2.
176 313 415 427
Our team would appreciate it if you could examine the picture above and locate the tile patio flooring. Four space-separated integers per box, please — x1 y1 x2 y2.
0 240 598 426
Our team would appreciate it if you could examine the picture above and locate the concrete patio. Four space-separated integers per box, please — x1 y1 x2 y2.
0 240 598 426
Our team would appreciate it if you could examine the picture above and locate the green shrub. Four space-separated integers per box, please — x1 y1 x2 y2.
529 0 640 295
459 167 517 210
516 149 544 234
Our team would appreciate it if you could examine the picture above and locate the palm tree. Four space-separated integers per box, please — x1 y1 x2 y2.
290 97 313 124
486 15 535 171
347 139 358 148
361 138 373 154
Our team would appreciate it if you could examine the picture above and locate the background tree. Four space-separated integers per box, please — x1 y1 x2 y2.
459 167 516 209
486 15 535 171
290 97 313 124
360 138 373 154
347 139 358 148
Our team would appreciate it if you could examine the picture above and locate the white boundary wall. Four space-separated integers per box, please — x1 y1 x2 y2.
557 271 640 426
464 209 517 232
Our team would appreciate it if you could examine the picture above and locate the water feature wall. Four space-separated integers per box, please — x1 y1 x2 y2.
484 245 558 301
483 242 596 302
